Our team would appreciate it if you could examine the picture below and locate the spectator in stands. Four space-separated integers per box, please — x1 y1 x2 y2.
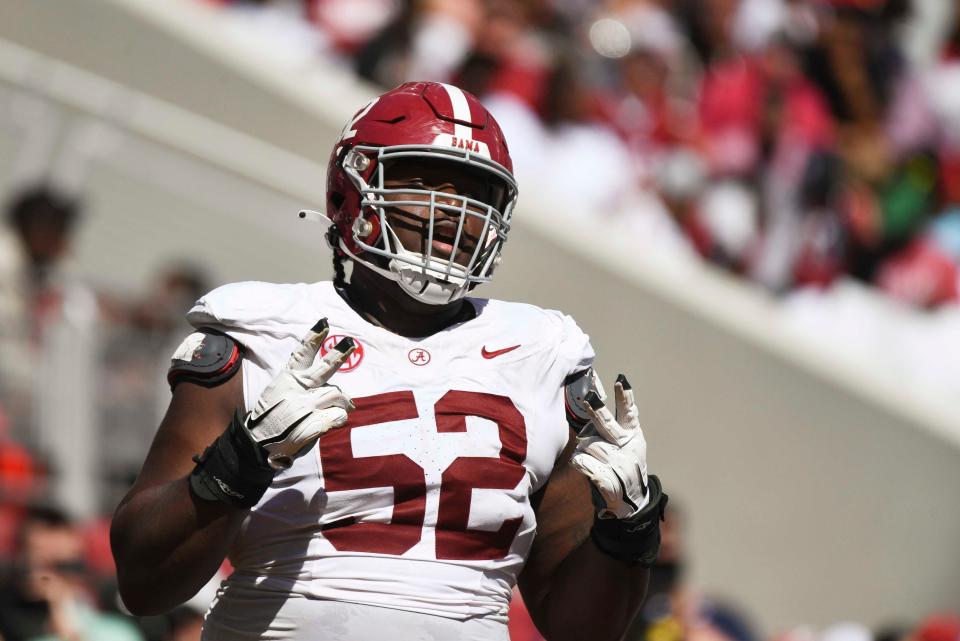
355 0 484 88
801 1 927 285
0 184 77 362
0 185 100 526
0 504 143 641
0 185 87 448
604 3 693 152
4 186 81 324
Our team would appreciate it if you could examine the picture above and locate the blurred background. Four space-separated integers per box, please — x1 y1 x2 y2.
0 0 958 640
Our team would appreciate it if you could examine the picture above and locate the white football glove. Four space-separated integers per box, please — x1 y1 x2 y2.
245 318 356 470
570 374 650 520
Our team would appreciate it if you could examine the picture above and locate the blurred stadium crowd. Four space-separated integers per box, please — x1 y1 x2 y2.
204 0 960 405
0 0 957 640
0 187 215 641
208 0 960 308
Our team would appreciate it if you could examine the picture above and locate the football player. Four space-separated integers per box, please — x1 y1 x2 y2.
111 82 667 640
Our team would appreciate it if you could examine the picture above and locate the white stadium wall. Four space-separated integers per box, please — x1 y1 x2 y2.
2 0 959 633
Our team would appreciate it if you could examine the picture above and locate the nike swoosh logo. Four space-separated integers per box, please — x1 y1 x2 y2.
481 344 521 359
247 401 280 429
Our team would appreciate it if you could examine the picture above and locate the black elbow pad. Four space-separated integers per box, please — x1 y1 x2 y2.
168 329 243 390
563 367 604 433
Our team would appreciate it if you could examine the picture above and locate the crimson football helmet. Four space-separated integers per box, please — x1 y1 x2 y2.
326 81 518 305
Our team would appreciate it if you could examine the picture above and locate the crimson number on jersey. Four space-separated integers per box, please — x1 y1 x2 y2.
318 390 527 560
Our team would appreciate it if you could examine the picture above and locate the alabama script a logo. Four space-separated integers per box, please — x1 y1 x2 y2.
408 348 431 366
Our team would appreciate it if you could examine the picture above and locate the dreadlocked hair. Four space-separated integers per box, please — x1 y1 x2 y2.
326 224 348 290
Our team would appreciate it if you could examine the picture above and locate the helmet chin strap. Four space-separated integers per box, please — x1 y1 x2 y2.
339 238 470 306
390 260 467 305
388 258 466 306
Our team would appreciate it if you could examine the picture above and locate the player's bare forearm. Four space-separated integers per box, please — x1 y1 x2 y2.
111 477 245 615
110 372 245 615
520 444 649 641
529 534 649 641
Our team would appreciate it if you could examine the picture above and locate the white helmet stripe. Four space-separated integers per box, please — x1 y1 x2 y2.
439 83 473 141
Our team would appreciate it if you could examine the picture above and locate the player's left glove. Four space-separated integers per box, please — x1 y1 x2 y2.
189 319 355 508
570 374 667 566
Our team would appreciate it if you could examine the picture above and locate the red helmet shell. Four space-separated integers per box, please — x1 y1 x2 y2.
326 82 514 256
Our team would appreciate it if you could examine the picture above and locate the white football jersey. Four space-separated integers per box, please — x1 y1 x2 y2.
186 281 593 639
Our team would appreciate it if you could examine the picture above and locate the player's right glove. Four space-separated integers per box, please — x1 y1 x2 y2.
190 318 355 508
570 374 667 566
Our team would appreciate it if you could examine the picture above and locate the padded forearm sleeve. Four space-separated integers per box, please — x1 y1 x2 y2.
189 410 275 508
590 475 668 567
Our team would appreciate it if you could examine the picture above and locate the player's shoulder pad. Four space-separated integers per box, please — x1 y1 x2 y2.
168 328 243 390
563 367 605 433
478 299 582 345
187 281 320 332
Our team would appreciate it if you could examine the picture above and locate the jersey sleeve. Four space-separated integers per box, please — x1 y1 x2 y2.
547 311 595 381
182 281 320 385
185 283 259 337
182 283 278 374
164 285 253 390
181 282 304 411
185 292 222 330
183 287 250 351
184 282 306 353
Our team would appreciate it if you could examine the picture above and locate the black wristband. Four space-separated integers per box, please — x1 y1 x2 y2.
590 475 668 567
189 410 275 508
